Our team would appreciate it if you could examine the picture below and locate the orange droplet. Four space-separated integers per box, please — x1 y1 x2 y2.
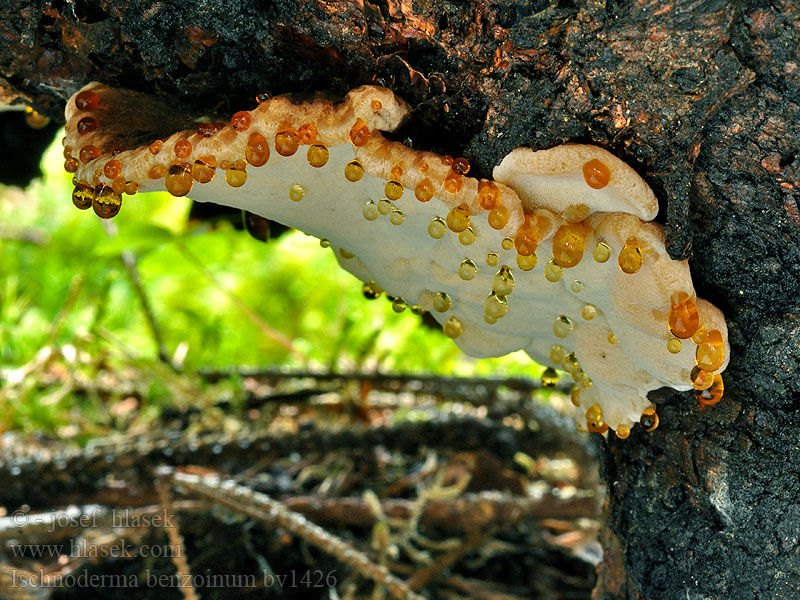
92 184 122 219
690 365 714 391
441 155 453 167
371 99 382 111
72 183 94 210
230 111 252 131
196 123 216 137
246 132 270 167
446 204 470 233
63 145 74 159
275 128 299 156
148 140 163 155
64 158 79 173
696 373 724 406
349 118 370 146
583 158 610 189
390 165 403 179
552 222 588 268
77 116 100 135
148 164 166 179
695 330 725 372
192 157 216 183
79 145 101 163
297 123 318 145
514 224 538 256
618 238 643 274
384 180 403 201
418 161 429 173
415 178 435 202
453 157 470 175
478 181 499 210
488 205 509 230
103 159 122 180
174 139 192 159
111 177 126 195
75 90 100 111
307 144 329 168
444 170 463 194
669 292 700 339
165 162 193 196
124 181 139 195
226 166 247 187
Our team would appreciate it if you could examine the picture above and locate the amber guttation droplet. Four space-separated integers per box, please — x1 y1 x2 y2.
72 183 94 210
124 181 139 195
196 123 216 137
371 99 382 111
75 90 100 111
78 145 101 164
588 421 609 434
446 205 470 233
541 367 558 387
690 365 714 391
418 161 429 173
563 203 590 222
615 424 631 439
552 223 588 268
275 128 299 156
246 132 270 167
553 315 574 338
488 206 509 230
111 178 126 195
288 184 305 202
640 411 659 432
583 158 611 189
349 118 371 146
385 180 403 200
307 144 329 168
226 166 247 187
415 178 435 202
429 217 447 239
443 316 463 339
344 160 364 182
458 259 477 281
585 404 603 426
696 374 724 406
441 155 453 167
618 238 643 274
77 116 100 135
444 170 463 194
695 329 725 372
501 237 514 251
297 123 318 145
362 280 382 299
231 111 252 131
192 157 216 183
255 91 271 103
390 166 403 179
486 252 499 266
148 164 166 179
165 162 193 196
103 159 122 180
453 157 470 175
492 266 514 296
92 184 122 219
668 291 700 339
514 225 537 257
667 338 683 353
148 140 163 155
593 241 611 263
478 181 499 210
517 253 537 271
433 292 451 312
174 139 192 159
64 158 79 173
63 146 74 159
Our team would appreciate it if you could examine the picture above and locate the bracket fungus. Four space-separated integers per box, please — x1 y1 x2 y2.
62 83 729 437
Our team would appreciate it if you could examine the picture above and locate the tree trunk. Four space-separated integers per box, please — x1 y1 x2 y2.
1 1 798 597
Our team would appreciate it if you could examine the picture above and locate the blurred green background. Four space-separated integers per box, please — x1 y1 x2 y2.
0 134 542 438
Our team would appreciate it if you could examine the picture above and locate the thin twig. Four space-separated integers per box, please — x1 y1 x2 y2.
163 468 425 600
155 479 200 600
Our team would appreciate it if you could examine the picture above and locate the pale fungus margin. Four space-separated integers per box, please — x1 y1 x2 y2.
61 83 730 437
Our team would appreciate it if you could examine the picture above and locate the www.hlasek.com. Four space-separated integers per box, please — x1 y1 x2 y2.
9 569 339 589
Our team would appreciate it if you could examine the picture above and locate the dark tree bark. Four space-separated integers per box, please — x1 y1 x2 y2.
1 1 798 598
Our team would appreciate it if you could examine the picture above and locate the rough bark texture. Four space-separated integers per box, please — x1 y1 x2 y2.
1 1 798 598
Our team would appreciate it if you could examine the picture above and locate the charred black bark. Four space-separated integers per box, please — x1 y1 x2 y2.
1 1 798 598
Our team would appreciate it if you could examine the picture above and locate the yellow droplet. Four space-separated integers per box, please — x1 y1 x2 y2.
667 338 683 353
433 292 451 312
541 367 558 387
608 333 618 344
306 144 329 168
484 314 498 324
344 159 364 182
288 183 305 202
443 316 463 339
385 180 403 200
410 305 425 315
618 237 643 274
165 162 193 196
578 372 592 389
581 304 597 320
428 217 447 239
486 252 499 266
516 253 537 271
552 223 588 268
593 241 611 263
690 365 714 391
372 199 390 215
319 239 331 248
339 248 355 259
570 280 584 293
363 200 379 220
492 266 515 296
488 206 509 230
459 226 477 245
585 404 603 426
446 205 470 233
484 292 509 319
563 352 580 375
392 298 407 313
563 203 590 222
640 410 659 432
501 237 514 251
553 315 574 338
549 344 565 365
615 424 631 439
458 258 478 281
362 280 382 299
544 260 563 282
415 178 435 202
24 108 50 129
225 166 247 188
570 386 581 407
695 329 725 372
389 209 405 225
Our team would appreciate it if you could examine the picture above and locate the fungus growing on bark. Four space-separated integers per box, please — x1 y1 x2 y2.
61 83 730 436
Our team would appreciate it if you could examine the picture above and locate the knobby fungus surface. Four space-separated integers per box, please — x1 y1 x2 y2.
62 83 729 436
